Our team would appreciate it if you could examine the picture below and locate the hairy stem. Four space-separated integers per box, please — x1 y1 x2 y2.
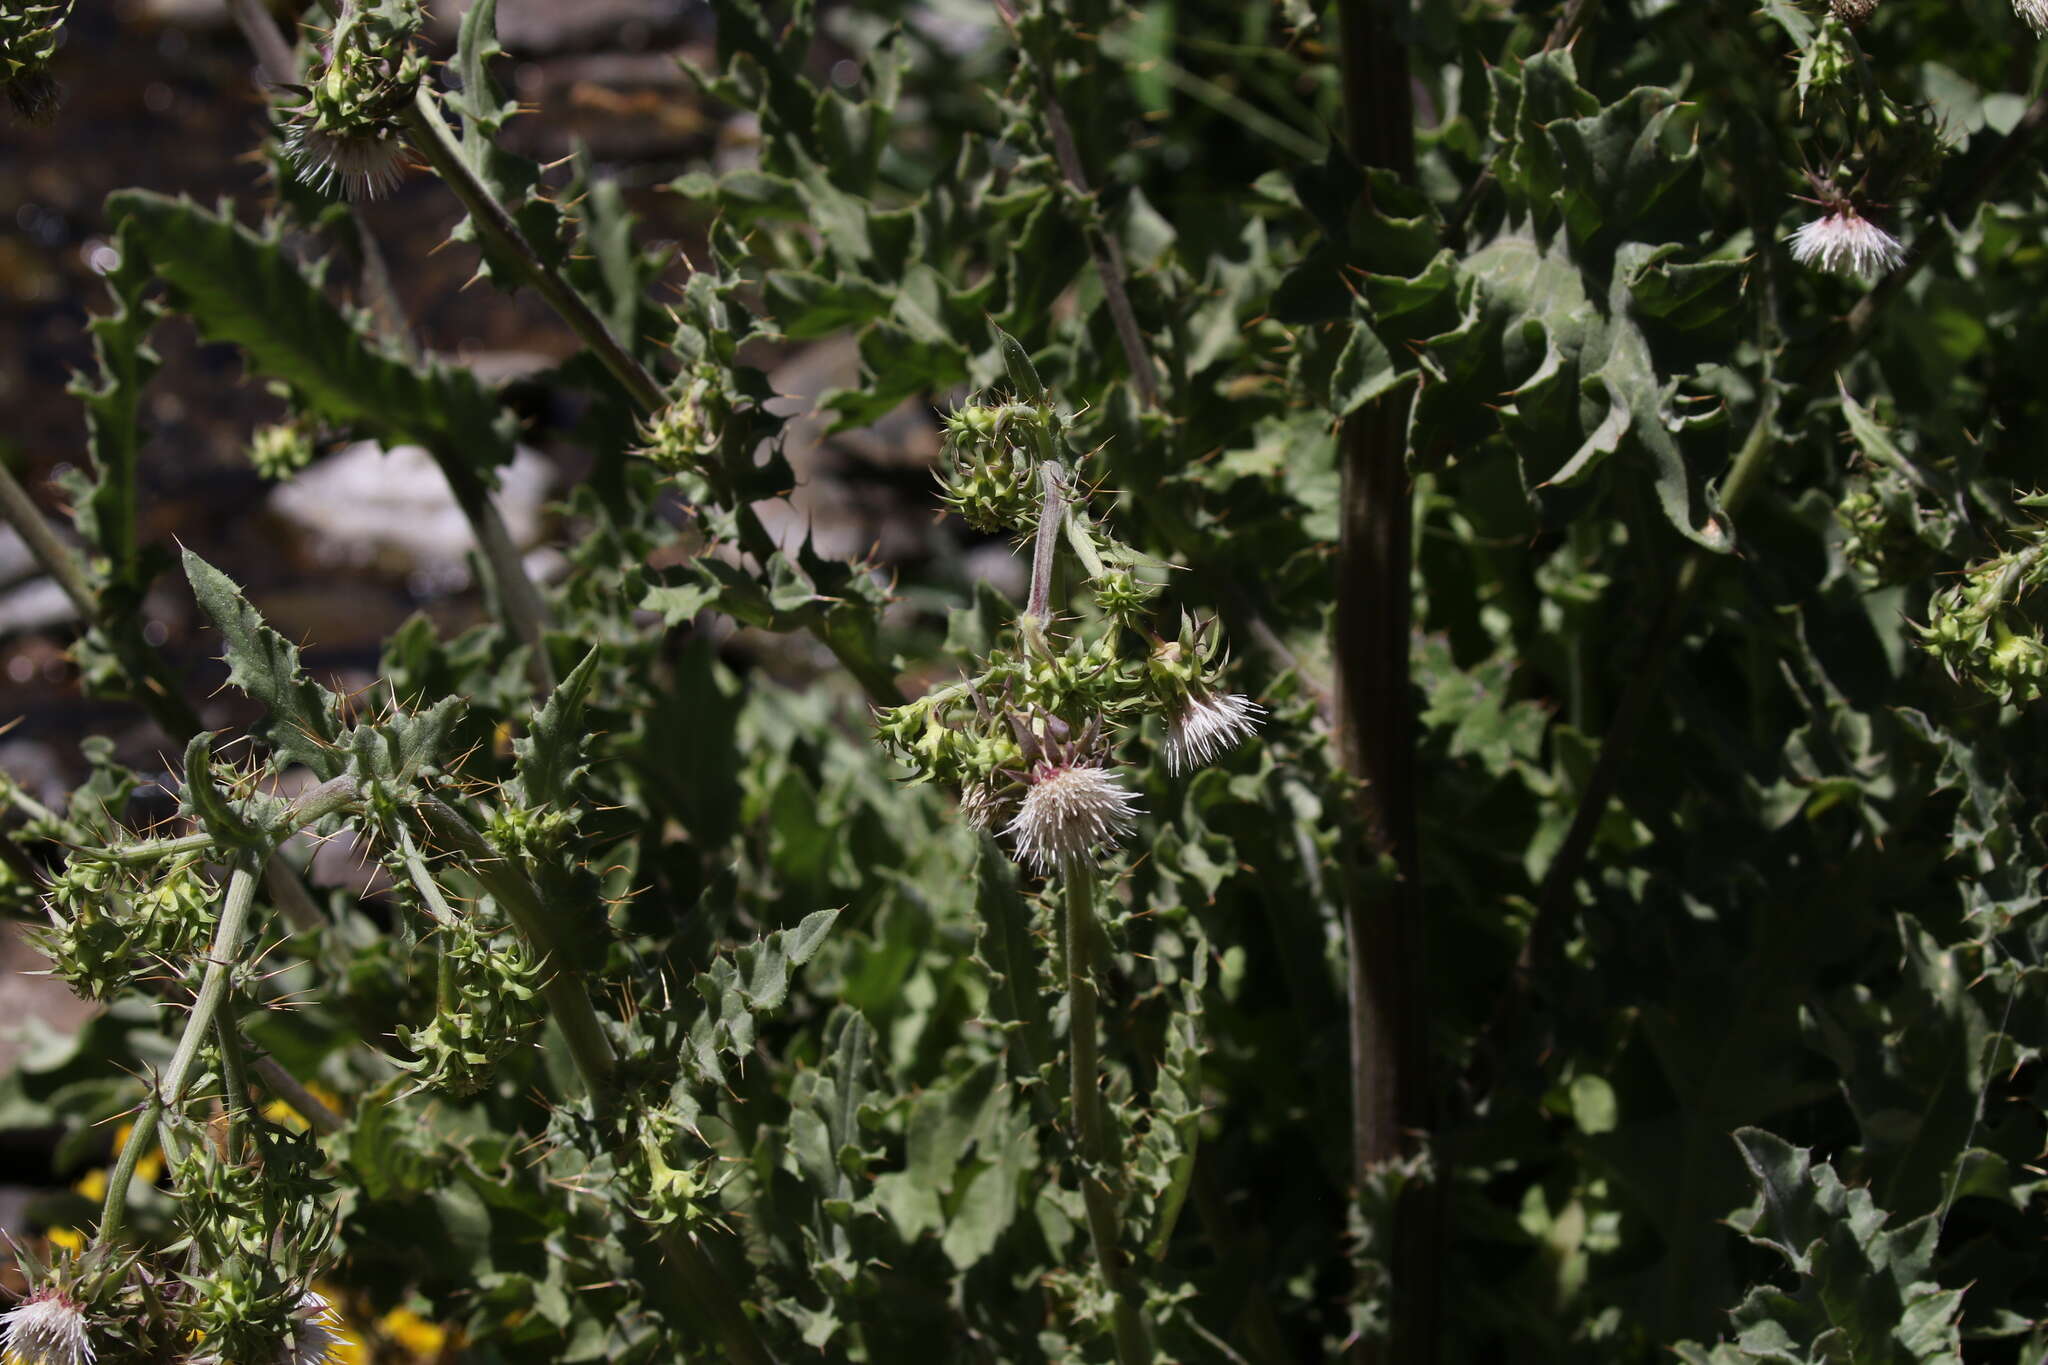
1063 867 1151 1362
1025 461 1072 626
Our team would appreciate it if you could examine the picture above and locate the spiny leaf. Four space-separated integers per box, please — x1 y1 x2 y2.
512 647 602 809
62 215 155 592
109 190 514 472
181 548 343 778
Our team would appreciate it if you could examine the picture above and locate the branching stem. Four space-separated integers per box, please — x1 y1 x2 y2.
1062 866 1151 1363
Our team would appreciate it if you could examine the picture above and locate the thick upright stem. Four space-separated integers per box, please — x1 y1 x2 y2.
1063 868 1151 1363
1334 0 1435 1360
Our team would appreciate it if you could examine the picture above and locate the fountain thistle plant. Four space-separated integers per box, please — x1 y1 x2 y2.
20 0 2048 1359
877 333 1261 1361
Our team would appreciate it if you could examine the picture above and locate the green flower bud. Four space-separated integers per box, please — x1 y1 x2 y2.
248 422 317 481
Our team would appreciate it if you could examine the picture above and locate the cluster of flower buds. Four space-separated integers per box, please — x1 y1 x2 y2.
879 345 1262 878
35 855 215 1002
635 375 719 476
0 0 69 123
1834 469 1943 586
248 421 317 482
280 0 427 201
170 1121 339 1364
185 1272 340 1365
1918 517 2048 704
394 915 544 1098
618 1103 725 1228
937 399 1051 533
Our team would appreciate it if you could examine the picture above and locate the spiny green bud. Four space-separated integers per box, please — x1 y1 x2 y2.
636 381 717 474
1918 536 2048 704
248 422 316 481
1834 473 1935 586
620 1105 725 1227
937 399 1051 533
1093 566 1155 622
37 857 215 1002
394 918 545 1098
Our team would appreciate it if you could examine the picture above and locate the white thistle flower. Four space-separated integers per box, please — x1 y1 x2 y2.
2019 0 2048 34
282 1291 342 1365
1789 208 1904 282
1 1287 96 1365
1164 692 1265 775
284 121 410 201
958 780 1012 833
1004 761 1141 876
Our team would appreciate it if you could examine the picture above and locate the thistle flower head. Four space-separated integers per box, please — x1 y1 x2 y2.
958 779 1014 833
1 1286 97 1365
283 122 410 201
1000 711 1141 875
282 1291 342 1365
2019 0 2048 34
277 1 424 201
1163 691 1265 775
1789 203 1903 282
1829 0 1878 24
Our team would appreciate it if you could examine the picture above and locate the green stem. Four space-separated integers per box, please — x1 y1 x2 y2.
216 1010 253 1161
156 861 261 1114
1063 867 1151 1363
0 457 96 621
401 89 665 412
98 858 261 1247
95 1093 163 1245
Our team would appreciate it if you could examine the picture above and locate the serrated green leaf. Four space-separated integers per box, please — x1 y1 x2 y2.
181 548 343 777
110 191 515 472
512 647 602 808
